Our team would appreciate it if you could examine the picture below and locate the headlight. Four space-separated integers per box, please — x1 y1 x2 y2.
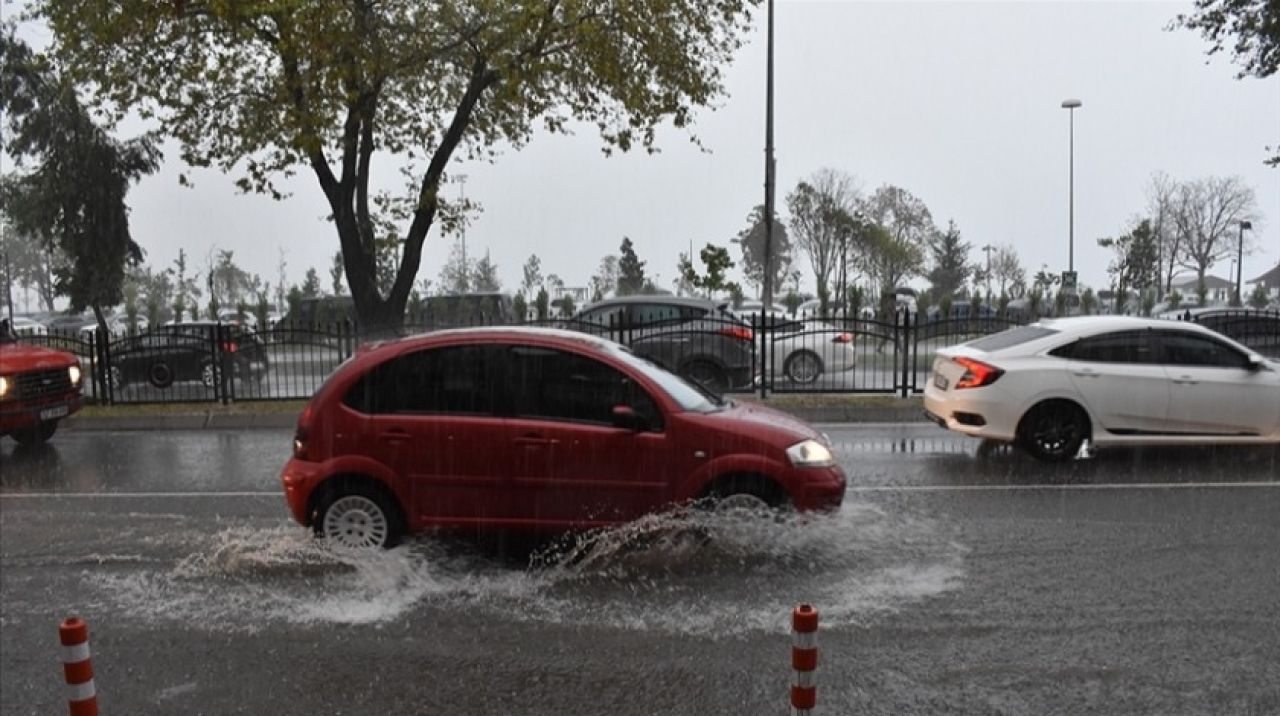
787 439 835 468
0 375 10 399
68 365 82 386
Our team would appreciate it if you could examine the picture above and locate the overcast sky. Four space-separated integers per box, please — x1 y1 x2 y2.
10 1 1280 303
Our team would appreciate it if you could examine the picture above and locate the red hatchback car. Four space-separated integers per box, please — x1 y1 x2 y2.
281 327 845 549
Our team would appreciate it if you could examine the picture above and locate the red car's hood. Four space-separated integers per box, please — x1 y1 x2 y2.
701 399 825 448
0 342 80 372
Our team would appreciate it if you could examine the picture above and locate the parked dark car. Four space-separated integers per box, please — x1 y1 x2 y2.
570 296 757 393
106 322 269 390
281 327 845 549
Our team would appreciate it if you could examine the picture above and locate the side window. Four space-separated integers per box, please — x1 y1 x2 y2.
507 346 661 429
579 305 625 329
344 345 498 415
630 304 687 327
1158 332 1249 369
1068 330 1156 364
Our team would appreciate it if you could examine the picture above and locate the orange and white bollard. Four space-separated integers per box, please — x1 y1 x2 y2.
791 603 818 714
59 617 98 716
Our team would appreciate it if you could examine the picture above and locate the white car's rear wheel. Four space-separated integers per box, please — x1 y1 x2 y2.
784 350 823 384
1018 400 1088 462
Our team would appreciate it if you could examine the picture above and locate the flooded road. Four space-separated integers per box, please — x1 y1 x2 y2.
2 426 1278 714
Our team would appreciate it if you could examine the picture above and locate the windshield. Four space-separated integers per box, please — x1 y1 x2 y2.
608 344 723 412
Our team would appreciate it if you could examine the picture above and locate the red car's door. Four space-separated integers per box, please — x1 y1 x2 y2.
502 344 673 526
347 344 514 525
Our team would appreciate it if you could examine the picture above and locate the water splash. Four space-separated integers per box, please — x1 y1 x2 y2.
88 500 966 636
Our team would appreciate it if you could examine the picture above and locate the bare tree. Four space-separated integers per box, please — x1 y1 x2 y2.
786 169 861 317
1171 176 1259 295
1145 172 1181 297
990 244 1026 297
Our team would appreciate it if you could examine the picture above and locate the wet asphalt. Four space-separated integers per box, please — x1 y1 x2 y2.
1 426 1278 715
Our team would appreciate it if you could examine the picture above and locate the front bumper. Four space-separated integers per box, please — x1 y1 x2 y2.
280 457 324 526
0 393 83 433
791 464 847 511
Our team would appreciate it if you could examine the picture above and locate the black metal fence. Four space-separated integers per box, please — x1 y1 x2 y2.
14 308 1279 406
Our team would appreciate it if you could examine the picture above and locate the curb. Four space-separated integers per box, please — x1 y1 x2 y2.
63 401 927 432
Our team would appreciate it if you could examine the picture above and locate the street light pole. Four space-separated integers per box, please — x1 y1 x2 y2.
982 244 994 296
761 0 776 310
1061 99 1082 273
1236 220 1252 306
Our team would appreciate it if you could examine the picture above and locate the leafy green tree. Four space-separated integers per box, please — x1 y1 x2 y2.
590 255 619 301
787 170 861 319
38 0 759 329
1098 219 1159 309
926 220 972 303
330 252 346 296
679 243 740 299
512 293 528 323
1168 289 1184 310
0 32 160 335
301 268 322 299
534 288 550 322
862 222 924 299
521 255 544 300
471 250 501 292
617 237 647 296
1080 288 1097 315
438 240 472 294
1247 282 1270 309
1177 0 1279 165
734 205 795 301
783 290 802 316
286 285 304 322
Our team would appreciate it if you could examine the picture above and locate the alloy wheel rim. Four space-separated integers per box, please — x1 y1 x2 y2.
201 363 215 387
716 493 770 515
789 354 820 383
322 495 388 550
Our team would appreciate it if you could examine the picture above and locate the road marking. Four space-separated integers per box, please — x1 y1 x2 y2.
847 482 1280 493
0 491 280 499
2 482 1278 500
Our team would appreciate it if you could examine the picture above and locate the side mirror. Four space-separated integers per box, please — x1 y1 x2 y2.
610 404 645 432
1247 354 1267 371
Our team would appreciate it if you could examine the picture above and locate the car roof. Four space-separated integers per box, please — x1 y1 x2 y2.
366 325 620 355
1038 315 1229 340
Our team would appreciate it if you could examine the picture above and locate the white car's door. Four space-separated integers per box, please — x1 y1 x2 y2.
1156 330 1280 436
1062 329 1171 434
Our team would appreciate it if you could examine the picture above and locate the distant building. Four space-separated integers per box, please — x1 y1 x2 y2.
1246 263 1280 303
1170 274 1234 305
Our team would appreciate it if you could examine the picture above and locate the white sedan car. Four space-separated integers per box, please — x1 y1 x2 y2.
766 320 857 384
924 317 1280 461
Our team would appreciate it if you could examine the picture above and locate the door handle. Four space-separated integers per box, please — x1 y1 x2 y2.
378 429 411 442
1071 370 1100 378
1172 375 1199 385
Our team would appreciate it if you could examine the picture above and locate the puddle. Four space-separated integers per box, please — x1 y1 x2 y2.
89 500 967 636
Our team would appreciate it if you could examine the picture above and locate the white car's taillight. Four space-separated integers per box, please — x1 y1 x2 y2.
953 357 1003 389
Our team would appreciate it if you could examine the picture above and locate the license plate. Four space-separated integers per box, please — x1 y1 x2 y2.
933 372 948 390
39 405 69 421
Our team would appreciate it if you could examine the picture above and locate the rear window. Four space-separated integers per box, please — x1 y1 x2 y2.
966 326 1058 352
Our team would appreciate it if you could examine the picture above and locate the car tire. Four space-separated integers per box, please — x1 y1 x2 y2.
313 480 405 550
701 475 789 514
1017 400 1089 462
681 360 730 394
783 350 824 384
147 362 175 389
12 420 58 446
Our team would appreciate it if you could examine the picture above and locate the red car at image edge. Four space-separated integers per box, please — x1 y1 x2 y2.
0 323 84 445
281 327 846 549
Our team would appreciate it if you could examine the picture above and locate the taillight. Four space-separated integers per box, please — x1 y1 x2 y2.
293 404 312 460
719 326 754 341
953 357 1003 389
221 341 239 354
832 333 852 343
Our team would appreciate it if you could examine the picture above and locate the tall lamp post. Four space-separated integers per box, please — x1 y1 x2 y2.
1061 99 1082 273
1236 220 1252 306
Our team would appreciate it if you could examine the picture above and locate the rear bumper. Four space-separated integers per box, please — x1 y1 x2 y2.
0 393 83 433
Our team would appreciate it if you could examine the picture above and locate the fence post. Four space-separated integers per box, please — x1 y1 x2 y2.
758 312 768 400
899 309 912 398
790 604 818 714
59 616 98 716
